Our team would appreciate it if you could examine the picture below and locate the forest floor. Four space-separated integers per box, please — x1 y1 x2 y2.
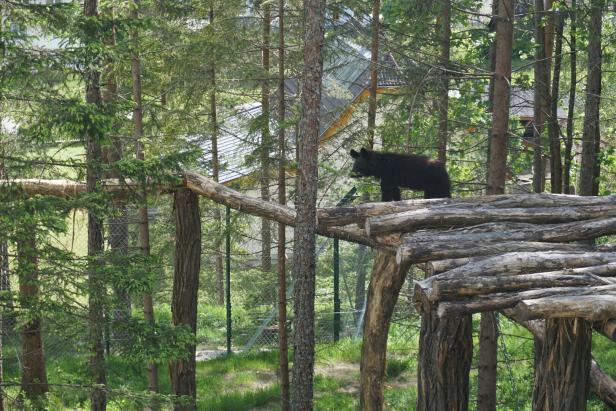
2 321 615 410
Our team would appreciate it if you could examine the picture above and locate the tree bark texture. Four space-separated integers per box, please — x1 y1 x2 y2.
367 204 616 236
436 284 616 317
477 312 497 411
359 252 410 411
548 9 563 193
579 0 603 196
84 0 107 408
367 0 380 148
16 223 48 401
290 0 325 408
533 0 549 193
486 0 513 194
261 2 272 273
417 304 472 410
131 0 159 392
506 311 616 409
424 251 616 282
514 295 616 321
420 272 611 303
402 216 616 248
277 1 290 407
532 318 592 410
397 240 591 264
169 188 201 411
437 0 451 164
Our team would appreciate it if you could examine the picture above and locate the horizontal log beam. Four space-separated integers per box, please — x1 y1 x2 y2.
435 284 616 317
2 178 137 198
402 217 616 247
424 257 487 276
426 252 616 282
422 272 612 303
318 193 616 227
185 172 396 249
396 240 592 264
513 295 616 321
366 205 616 237
185 171 296 225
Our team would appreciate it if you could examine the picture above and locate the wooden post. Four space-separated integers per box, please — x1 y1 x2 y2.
360 252 410 410
532 318 592 410
225 206 232 355
333 238 340 342
417 306 472 410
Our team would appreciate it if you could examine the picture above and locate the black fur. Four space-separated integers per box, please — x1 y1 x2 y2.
349 148 451 201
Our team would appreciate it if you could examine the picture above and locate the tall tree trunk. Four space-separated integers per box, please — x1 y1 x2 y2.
131 0 159 394
485 0 499 183
360 253 410 411
261 3 272 273
563 0 576 194
486 0 513 195
477 313 497 411
291 0 326 408
437 0 451 164
367 0 380 148
544 0 554 79
533 0 549 193
534 1 604 406
277 1 290 409
359 0 381 343
209 6 225 306
16 220 48 403
169 188 201 411
84 1 107 409
579 0 603 196
479 2 514 410
548 9 564 193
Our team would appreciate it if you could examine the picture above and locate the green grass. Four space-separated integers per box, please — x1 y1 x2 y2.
4 317 616 410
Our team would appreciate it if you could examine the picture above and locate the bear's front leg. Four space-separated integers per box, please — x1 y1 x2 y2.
380 182 400 202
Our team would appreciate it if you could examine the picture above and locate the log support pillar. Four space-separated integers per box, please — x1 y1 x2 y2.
360 252 410 411
532 318 592 410
416 306 472 410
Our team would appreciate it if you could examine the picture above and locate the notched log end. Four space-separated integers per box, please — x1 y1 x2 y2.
412 280 432 314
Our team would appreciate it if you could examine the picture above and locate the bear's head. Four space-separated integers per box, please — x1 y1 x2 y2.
349 148 377 177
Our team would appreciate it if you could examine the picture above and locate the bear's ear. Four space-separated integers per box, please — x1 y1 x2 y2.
350 149 359 158
360 147 371 158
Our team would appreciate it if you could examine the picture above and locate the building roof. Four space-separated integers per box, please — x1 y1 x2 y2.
205 39 402 184
509 87 567 120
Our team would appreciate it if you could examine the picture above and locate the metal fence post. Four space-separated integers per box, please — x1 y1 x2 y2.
333 238 340 342
226 206 232 354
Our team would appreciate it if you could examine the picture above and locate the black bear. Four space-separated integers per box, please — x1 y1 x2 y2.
349 148 451 201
